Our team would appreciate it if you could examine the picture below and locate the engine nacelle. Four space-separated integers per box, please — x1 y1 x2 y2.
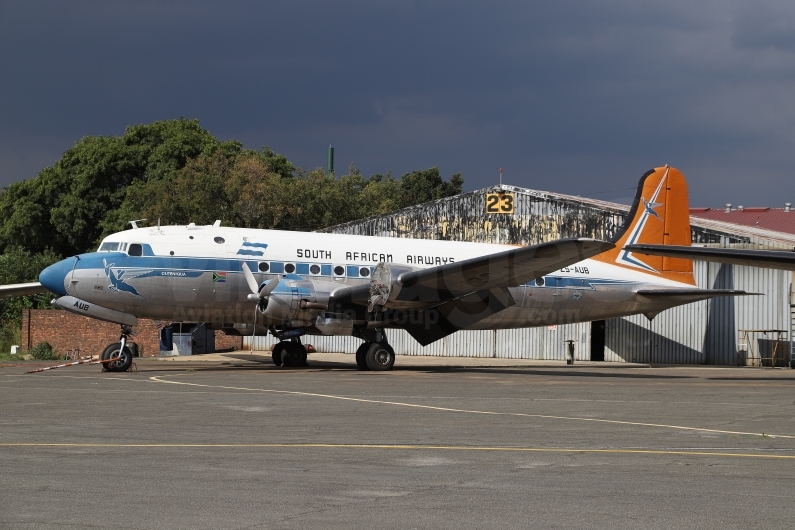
367 262 422 312
258 277 336 325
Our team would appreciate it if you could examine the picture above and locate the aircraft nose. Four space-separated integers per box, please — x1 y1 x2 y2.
39 257 77 296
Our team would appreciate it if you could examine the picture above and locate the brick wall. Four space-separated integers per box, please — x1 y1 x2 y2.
21 309 243 357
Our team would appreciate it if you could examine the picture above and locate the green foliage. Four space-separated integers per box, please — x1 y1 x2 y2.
0 325 21 361
399 167 463 208
0 247 61 326
113 154 462 232
29 341 57 360
0 118 227 256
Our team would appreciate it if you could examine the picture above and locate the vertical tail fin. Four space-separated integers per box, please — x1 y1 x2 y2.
594 166 695 285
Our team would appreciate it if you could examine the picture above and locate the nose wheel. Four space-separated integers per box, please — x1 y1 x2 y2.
101 326 135 372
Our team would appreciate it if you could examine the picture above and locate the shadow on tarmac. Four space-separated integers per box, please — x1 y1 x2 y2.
129 357 699 380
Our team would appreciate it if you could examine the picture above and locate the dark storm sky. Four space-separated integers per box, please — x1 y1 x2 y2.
2 1 794 206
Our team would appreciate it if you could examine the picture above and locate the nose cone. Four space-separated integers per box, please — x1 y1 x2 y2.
39 257 77 296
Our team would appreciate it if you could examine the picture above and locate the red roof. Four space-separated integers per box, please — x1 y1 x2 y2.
689 207 795 235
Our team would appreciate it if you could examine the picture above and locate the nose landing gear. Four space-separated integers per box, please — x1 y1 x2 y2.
101 325 134 372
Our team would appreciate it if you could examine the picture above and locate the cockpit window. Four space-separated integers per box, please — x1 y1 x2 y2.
128 244 143 257
99 242 120 252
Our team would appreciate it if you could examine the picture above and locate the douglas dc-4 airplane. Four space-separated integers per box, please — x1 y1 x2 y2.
0 166 750 372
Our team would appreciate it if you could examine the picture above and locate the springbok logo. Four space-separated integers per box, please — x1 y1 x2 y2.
615 168 668 273
104 259 150 300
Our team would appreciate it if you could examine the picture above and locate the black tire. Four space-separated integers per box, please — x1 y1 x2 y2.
101 342 133 373
282 342 307 368
365 342 395 371
355 342 370 371
272 342 285 367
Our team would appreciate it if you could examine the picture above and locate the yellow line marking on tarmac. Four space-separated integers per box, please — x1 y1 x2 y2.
148 375 795 440
0 442 793 459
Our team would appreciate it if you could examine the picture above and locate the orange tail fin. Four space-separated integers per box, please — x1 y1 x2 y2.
594 166 695 285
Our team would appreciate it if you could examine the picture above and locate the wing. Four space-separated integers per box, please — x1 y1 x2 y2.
0 282 49 300
401 287 516 346
624 244 795 271
331 238 614 310
330 238 614 345
396 238 615 303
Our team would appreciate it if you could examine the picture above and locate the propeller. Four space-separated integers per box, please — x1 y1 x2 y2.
241 262 280 351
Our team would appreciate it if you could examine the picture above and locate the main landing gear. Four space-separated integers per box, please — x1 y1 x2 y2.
101 325 134 373
355 341 395 371
271 340 308 368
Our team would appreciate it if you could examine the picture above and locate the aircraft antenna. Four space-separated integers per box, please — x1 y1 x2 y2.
499 167 503 188
129 219 147 229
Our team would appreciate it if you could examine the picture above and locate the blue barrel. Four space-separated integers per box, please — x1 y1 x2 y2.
159 327 173 352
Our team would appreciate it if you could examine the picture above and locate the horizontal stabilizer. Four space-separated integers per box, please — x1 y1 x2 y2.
0 282 48 299
635 288 756 320
624 244 795 271
636 288 754 303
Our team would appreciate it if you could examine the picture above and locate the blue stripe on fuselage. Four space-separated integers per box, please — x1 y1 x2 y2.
79 252 624 288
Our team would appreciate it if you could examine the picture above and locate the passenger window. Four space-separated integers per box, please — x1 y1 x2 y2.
128 244 143 257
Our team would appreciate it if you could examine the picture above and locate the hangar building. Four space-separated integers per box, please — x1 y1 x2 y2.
247 182 795 366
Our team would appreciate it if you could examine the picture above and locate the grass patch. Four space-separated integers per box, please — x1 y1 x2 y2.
0 324 22 361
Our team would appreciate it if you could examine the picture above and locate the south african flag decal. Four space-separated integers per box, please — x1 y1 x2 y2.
212 271 227 283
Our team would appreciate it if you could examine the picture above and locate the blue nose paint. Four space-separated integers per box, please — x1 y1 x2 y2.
39 257 77 296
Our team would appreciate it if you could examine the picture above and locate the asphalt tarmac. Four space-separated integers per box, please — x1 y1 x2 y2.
2 353 795 529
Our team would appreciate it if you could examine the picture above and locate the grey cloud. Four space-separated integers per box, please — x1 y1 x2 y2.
1 1 794 206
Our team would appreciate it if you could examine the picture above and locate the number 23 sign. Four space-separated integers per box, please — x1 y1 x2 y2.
485 193 514 214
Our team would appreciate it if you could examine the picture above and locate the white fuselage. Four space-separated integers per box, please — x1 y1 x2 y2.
50 224 693 334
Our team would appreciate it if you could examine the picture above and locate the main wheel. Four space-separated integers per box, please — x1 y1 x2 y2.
365 342 395 371
355 342 371 371
282 342 307 367
101 342 133 372
272 342 285 367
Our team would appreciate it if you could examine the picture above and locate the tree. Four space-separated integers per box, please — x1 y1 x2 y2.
0 118 227 256
399 167 463 208
0 118 465 257
0 247 60 326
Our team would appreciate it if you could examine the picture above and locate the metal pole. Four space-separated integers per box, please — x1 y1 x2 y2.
327 145 334 176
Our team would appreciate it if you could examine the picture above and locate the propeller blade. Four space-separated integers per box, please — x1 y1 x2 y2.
258 276 280 297
241 262 259 295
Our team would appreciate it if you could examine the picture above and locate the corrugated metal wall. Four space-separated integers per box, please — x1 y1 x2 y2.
245 324 590 361
604 261 790 365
